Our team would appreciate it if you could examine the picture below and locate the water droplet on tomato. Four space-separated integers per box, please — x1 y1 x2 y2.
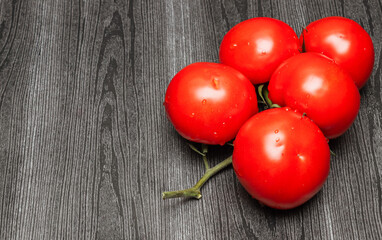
212 77 219 89
229 116 232 119
230 43 238 49
213 132 217 135
247 42 250 46
285 108 290 111
274 129 279 134
364 47 367 51
275 138 280 142
191 112 195 117
291 127 295 130
202 99 207 104
222 122 226 125
261 50 267 55
297 154 305 161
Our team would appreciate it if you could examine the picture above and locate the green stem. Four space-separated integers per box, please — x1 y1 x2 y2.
162 155 233 200
188 143 206 157
330 149 336 156
201 144 209 170
258 84 280 109
263 88 273 108
257 84 266 105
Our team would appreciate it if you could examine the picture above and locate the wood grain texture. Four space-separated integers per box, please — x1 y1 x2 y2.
0 0 381 239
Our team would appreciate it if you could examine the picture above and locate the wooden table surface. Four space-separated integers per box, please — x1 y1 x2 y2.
1 0 381 239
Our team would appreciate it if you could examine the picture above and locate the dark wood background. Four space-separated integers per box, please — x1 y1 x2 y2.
0 0 381 239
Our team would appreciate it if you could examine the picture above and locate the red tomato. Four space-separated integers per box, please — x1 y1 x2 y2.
268 52 360 139
233 107 330 210
301 16 374 89
164 62 258 145
219 17 300 85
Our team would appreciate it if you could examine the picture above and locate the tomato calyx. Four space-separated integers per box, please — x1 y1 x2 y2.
162 144 233 200
258 84 281 109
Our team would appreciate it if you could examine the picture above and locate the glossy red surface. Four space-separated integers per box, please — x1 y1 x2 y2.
219 17 300 84
268 53 360 139
164 62 258 145
233 107 330 209
301 16 374 89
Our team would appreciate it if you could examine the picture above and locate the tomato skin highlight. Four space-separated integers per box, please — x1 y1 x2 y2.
233 107 330 210
300 16 374 89
219 17 300 85
164 62 258 145
268 52 360 139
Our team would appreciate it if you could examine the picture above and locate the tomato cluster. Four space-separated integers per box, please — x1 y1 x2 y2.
162 17 374 210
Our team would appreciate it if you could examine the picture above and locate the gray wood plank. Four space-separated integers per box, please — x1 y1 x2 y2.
0 0 381 239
